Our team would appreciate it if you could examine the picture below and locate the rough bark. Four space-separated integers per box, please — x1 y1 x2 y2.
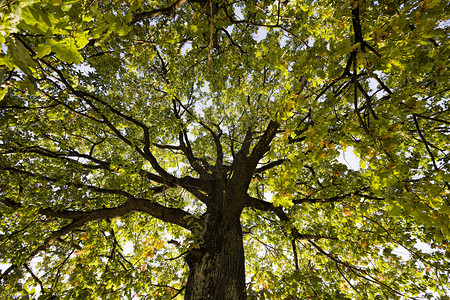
184 186 246 300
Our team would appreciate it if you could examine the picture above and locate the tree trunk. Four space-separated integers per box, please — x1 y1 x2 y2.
184 191 246 300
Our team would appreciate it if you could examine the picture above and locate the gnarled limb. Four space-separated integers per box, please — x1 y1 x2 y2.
1 196 196 231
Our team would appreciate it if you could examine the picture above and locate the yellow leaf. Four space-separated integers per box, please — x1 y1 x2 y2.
144 249 154 258
342 209 352 216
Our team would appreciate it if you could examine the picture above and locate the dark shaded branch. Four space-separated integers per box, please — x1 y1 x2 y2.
63 197 195 230
357 81 378 120
2 166 137 198
41 53 156 169
292 239 299 270
57 237 82 251
351 2 365 51
247 120 280 169
30 219 86 257
24 264 45 293
350 269 403 298
172 96 227 175
153 143 181 151
0 212 37 246
353 54 371 136
3 197 197 269
415 114 450 125
172 98 211 177
3 144 110 170
254 159 285 174
293 192 350 204
413 114 439 171
179 126 210 176
293 191 383 204
27 40 159 175
165 250 189 261
230 121 279 194
0 197 22 210
371 73 393 95
142 147 209 202
288 136 306 144
221 28 246 53
2 196 194 231
245 196 337 241
39 90 104 124
170 286 186 299
51 248 76 291
237 127 253 158
74 90 152 149
4 160 206 204
314 54 354 101
199 121 224 170
2 143 179 195
363 42 381 57
0 265 20 283
308 239 363 270
131 0 187 24
139 169 174 190
335 262 360 294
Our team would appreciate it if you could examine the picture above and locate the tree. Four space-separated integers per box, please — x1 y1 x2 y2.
0 0 449 298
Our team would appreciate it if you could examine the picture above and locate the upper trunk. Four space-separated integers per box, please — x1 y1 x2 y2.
184 184 246 300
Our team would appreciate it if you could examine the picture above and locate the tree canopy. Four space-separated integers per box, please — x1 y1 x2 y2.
0 0 449 299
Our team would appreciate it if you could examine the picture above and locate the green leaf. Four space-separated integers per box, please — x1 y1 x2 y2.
0 87 7 100
50 39 83 64
9 39 36 73
33 43 51 58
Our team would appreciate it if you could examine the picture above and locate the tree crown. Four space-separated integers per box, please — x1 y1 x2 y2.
0 0 449 299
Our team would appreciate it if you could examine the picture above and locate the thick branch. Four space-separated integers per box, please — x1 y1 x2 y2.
27 43 159 174
3 160 206 205
415 114 450 125
2 166 139 198
24 264 45 293
131 0 187 24
142 147 209 202
75 90 152 147
293 193 351 204
2 143 179 196
245 196 337 241
308 239 360 270
199 121 224 170
247 120 280 169
172 98 210 177
413 114 439 171
351 2 365 51
2 196 194 230
3 144 110 170
254 159 285 174
293 190 383 204
237 127 253 158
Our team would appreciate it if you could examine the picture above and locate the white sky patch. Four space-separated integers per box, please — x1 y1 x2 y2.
123 241 134 255
338 146 360 171
74 62 95 75
254 28 268 42
392 245 411 260
180 41 192 55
